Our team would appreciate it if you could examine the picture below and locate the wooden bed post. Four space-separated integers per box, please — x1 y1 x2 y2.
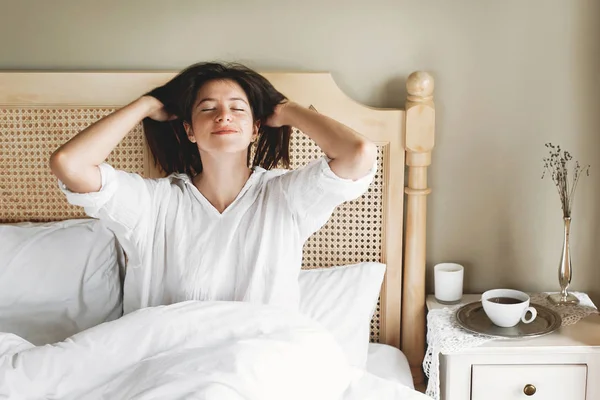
401 71 435 386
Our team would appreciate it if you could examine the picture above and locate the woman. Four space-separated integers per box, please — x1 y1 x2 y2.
50 62 377 314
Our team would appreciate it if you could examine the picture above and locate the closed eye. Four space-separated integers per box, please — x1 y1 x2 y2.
201 108 216 112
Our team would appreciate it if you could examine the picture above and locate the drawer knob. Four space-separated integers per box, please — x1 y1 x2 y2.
523 384 537 396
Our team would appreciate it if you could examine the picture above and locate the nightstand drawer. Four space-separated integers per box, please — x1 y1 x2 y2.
471 364 587 400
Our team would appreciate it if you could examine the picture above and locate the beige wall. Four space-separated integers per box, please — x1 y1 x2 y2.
2 0 599 304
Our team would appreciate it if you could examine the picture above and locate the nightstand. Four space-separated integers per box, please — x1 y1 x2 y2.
426 294 600 400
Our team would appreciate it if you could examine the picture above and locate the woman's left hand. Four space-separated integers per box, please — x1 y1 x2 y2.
264 101 292 128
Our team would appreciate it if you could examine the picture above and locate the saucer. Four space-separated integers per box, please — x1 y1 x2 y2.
455 301 562 339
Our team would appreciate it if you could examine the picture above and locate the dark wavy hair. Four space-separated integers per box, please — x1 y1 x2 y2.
142 62 292 177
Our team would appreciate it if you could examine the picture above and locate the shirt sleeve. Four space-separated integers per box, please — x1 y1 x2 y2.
277 156 377 240
57 163 157 264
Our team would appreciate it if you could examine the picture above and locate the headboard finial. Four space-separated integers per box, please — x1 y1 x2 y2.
406 71 434 101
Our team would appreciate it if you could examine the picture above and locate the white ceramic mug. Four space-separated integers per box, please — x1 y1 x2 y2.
481 289 537 328
434 263 464 304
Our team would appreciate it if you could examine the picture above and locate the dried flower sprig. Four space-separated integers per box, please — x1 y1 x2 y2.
542 143 590 218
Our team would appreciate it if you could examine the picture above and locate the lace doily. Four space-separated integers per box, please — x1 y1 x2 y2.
423 292 598 400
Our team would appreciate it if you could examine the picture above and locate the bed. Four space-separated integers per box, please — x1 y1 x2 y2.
0 69 435 399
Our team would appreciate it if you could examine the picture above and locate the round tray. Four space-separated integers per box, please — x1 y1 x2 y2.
455 301 562 339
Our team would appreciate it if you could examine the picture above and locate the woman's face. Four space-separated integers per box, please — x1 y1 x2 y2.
184 79 258 154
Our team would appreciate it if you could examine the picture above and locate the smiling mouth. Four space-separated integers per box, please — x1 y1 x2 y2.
212 129 238 135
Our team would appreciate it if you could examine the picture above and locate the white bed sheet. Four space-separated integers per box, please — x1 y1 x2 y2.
366 343 415 389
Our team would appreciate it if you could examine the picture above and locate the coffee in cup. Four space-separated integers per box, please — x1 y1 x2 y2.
481 289 537 328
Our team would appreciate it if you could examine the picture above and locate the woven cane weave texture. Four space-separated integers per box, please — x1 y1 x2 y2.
0 108 144 223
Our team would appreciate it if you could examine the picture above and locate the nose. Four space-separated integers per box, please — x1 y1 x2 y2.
215 107 233 122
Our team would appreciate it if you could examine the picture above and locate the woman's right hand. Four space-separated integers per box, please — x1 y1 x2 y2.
142 95 177 121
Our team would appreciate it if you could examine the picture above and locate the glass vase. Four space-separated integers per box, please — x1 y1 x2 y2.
547 217 580 305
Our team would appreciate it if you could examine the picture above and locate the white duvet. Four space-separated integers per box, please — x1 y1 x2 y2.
0 301 429 400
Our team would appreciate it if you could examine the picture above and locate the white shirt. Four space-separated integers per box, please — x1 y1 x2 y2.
59 157 375 314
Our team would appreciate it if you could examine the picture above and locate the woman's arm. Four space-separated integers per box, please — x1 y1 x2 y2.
267 102 377 180
49 95 169 194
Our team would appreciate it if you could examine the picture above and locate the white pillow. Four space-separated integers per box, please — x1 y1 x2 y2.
0 219 124 345
298 262 386 368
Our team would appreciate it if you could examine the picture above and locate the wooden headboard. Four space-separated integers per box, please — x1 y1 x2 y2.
0 70 435 385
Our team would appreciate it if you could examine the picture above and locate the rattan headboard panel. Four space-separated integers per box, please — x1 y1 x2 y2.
291 128 384 269
0 107 145 222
